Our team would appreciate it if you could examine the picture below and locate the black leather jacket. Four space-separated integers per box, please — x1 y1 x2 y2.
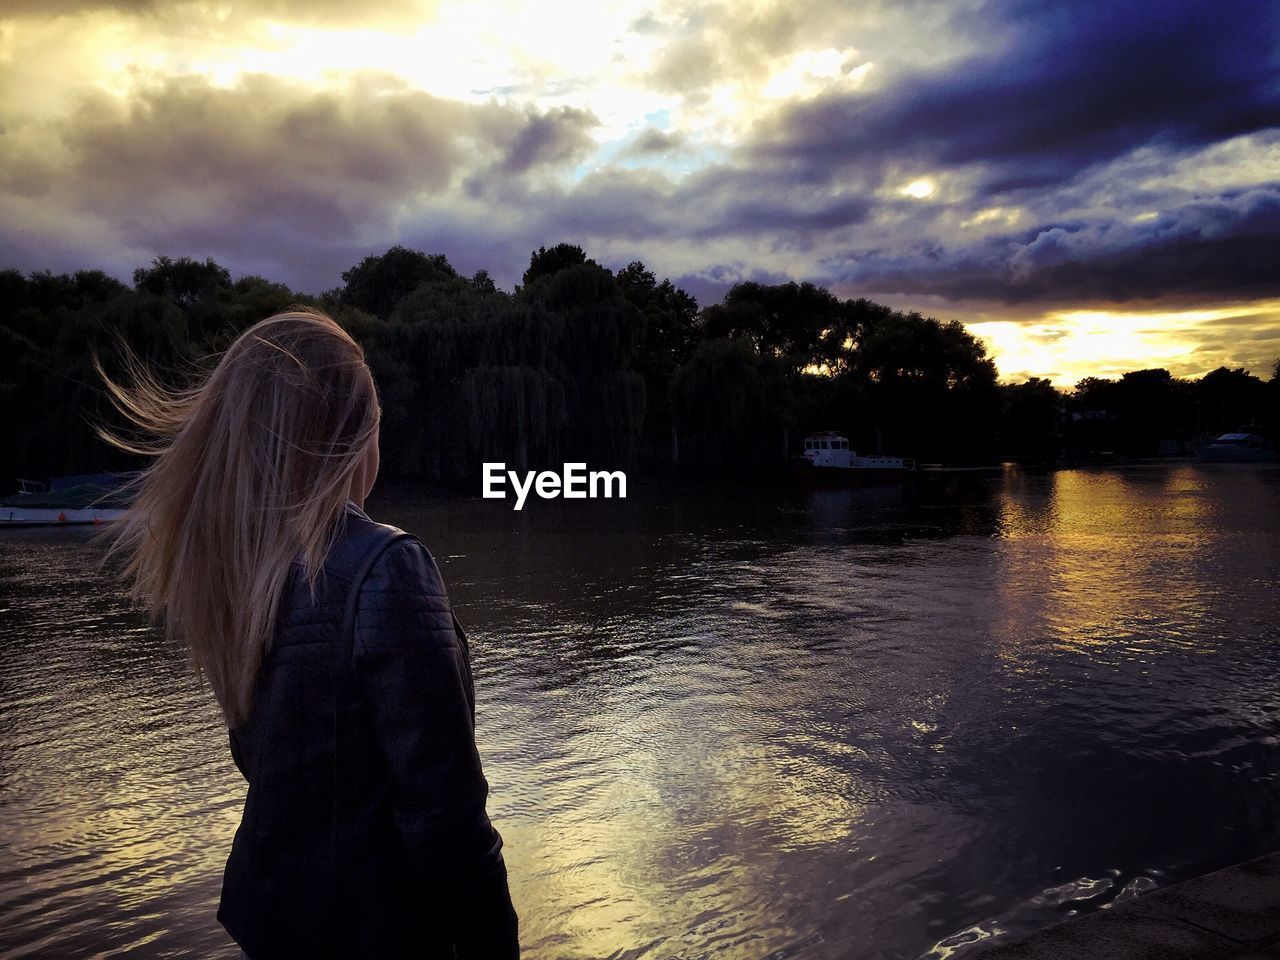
218 501 519 959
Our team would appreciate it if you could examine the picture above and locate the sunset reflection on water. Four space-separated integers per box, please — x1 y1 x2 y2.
1 464 1277 959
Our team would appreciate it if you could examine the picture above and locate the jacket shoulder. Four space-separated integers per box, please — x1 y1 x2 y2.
274 510 414 647
325 510 415 582
354 531 458 653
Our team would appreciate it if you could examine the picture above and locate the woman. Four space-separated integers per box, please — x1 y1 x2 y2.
96 308 519 958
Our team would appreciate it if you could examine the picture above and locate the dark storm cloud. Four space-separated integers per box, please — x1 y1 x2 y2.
432 0 1277 312
662 0 1280 308
500 107 599 174
467 161 873 251
817 186 1280 304
755 0 1280 191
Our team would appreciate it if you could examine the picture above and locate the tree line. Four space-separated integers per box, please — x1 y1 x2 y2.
1 244 1277 490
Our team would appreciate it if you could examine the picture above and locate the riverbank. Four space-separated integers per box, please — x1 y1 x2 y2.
969 850 1280 959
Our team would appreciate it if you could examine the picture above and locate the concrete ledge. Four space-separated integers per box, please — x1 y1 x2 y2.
967 851 1280 960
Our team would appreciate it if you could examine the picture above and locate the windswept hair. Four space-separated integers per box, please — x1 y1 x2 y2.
94 308 382 728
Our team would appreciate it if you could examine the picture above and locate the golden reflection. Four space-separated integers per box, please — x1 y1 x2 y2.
987 467 1218 659
492 639 874 958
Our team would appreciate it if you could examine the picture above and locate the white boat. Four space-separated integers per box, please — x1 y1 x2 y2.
1197 430 1278 463
791 432 915 484
0 473 136 526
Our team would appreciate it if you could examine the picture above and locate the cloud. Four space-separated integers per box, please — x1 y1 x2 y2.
0 72 606 288
753 0 1280 190
623 128 686 157
645 0 975 101
0 0 431 25
500 106 599 174
61 74 464 225
1 0 1278 385
648 4 800 96
816 185 1280 304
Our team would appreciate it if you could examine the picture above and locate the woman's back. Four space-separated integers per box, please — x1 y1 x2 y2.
218 501 518 959
93 310 518 959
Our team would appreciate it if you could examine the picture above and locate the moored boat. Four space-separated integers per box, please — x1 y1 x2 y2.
1196 429 1278 463
0 472 137 526
791 432 916 485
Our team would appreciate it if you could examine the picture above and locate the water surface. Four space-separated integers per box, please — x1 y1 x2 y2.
1 464 1278 959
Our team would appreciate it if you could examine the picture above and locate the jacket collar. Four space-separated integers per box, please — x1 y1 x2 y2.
344 497 371 522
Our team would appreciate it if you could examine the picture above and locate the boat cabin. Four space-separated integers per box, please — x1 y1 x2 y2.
803 432 854 468
801 432 912 471
1197 430 1278 463
1209 432 1271 449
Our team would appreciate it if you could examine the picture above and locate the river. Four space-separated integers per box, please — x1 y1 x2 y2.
1 463 1278 959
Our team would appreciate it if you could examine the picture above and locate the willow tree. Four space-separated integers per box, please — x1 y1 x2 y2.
4 285 195 478
670 336 798 478
384 272 574 482
519 261 646 469
386 280 482 481
461 365 566 475
616 261 700 463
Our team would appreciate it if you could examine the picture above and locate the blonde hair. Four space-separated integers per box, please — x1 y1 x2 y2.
94 307 382 728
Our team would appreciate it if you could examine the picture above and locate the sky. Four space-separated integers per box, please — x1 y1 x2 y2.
1 0 1278 385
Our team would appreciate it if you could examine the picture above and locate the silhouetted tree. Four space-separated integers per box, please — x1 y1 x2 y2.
340 245 457 319
616 262 700 371
1268 359 1280 438
4 251 1274 491
1194 366 1269 436
521 243 595 287
520 261 645 467
470 269 497 295
702 281 855 373
671 337 797 478
616 261 700 461
841 311 1000 461
133 256 232 308
1001 378 1063 457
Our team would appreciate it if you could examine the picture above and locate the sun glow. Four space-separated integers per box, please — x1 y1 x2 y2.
761 48 872 100
12 2 679 138
901 179 935 199
967 300 1280 386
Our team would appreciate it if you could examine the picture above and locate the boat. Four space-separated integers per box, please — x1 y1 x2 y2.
0 472 137 526
791 432 916 484
1196 429 1278 463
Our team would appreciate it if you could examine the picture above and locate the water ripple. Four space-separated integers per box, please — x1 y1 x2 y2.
1 466 1278 958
